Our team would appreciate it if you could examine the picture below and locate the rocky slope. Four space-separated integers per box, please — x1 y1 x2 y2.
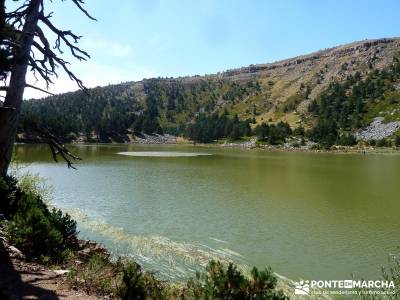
356 117 400 141
21 38 400 140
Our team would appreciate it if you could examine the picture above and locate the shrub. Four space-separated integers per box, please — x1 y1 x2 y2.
119 262 164 300
310 143 322 150
307 119 338 149
395 136 400 147
120 262 146 300
357 252 400 300
205 261 247 299
377 138 391 147
0 176 19 217
67 252 123 296
65 132 77 142
337 133 357 146
250 267 282 298
184 260 287 300
0 176 77 262
18 171 54 202
8 201 64 260
49 208 78 244
254 121 292 145
293 126 305 137
292 142 300 148
380 252 400 300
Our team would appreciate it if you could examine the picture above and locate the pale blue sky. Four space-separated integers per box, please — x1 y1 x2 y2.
17 0 400 97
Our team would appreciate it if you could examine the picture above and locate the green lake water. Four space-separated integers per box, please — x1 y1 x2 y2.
14 144 400 282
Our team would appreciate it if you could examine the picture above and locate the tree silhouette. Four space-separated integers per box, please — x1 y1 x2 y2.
0 0 95 176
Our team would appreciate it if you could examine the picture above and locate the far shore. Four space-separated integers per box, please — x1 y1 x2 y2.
15 139 400 156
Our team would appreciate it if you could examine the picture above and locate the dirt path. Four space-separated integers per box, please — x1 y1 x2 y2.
0 240 100 300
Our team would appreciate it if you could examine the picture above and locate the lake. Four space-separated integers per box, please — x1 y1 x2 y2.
14 144 400 282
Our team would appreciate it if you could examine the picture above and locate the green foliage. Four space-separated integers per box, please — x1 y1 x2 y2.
337 133 357 146
185 260 287 300
308 99 319 113
0 176 77 262
120 262 146 300
281 84 311 113
50 208 78 242
307 119 338 149
185 113 252 143
380 252 400 300
281 93 303 113
309 59 400 146
376 138 392 147
20 78 261 142
67 253 122 296
254 121 292 145
364 91 400 123
17 171 54 203
118 261 167 299
1 177 288 299
395 135 400 147
293 126 305 137
357 251 400 300
8 203 64 260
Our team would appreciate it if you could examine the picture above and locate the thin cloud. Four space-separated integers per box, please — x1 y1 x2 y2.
23 60 158 99
82 38 133 58
110 43 132 57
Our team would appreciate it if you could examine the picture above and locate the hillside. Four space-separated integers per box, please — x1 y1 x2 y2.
20 38 400 146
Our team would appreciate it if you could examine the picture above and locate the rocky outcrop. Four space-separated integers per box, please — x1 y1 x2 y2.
133 133 177 144
355 117 400 141
221 137 257 149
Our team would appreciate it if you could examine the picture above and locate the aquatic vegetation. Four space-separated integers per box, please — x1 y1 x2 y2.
61 207 248 281
117 151 212 157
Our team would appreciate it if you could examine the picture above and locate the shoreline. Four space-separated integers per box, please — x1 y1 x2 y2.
9 144 394 299
16 139 400 156
0 220 330 300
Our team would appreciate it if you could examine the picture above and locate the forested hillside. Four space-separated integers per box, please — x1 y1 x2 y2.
20 38 400 147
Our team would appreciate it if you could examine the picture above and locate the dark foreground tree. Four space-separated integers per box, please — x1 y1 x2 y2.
0 0 95 177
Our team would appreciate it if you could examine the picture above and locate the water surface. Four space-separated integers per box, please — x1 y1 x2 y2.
14 144 400 281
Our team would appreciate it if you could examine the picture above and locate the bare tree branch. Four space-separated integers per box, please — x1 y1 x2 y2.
25 83 55 95
1 84 54 96
0 106 16 110
27 122 82 169
28 56 54 86
39 14 90 60
70 0 97 21
0 0 95 174
5 0 93 91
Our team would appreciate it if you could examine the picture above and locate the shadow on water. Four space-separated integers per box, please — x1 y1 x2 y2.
0 240 58 299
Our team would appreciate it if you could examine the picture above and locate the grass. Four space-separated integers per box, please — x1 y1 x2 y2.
364 91 400 124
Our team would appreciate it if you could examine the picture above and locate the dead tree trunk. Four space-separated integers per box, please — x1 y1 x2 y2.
0 0 41 177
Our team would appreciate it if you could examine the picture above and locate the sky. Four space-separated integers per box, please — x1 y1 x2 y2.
16 0 400 98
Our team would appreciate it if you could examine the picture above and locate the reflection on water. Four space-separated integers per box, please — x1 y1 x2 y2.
14 144 400 281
